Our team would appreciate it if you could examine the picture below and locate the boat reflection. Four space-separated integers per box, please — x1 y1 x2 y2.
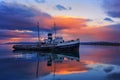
13 50 89 79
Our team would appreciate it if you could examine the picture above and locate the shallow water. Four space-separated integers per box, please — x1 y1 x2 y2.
0 44 120 80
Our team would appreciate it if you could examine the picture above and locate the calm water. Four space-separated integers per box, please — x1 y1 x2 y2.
0 44 120 80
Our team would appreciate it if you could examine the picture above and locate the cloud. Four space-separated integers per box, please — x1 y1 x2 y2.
107 11 120 18
55 4 72 11
0 1 120 43
104 18 113 22
87 24 120 42
0 1 51 31
0 1 86 32
0 1 91 43
35 0 45 3
105 23 120 30
0 30 36 39
0 16 89 43
0 29 38 43
59 23 120 42
103 0 120 18
107 73 120 80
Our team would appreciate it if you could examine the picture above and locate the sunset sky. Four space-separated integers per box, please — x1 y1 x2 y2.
0 0 120 43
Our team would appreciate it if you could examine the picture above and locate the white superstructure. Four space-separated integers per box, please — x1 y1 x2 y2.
44 33 64 44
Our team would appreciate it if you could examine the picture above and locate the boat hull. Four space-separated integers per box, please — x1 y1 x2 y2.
13 41 79 53
54 43 79 53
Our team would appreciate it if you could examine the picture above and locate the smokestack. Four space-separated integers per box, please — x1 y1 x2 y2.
48 33 52 41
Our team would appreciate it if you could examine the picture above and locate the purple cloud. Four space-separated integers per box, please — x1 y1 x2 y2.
35 0 45 3
55 4 72 11
104 18 113 22
106 24 120 30
0 1 51 31
103 0 120 18
107 11 120 18
104 24 120 41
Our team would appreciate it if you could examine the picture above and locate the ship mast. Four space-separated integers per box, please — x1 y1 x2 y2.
37 22 41 45
53 22 57 39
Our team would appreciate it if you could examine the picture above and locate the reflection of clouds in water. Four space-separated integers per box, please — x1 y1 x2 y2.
106 73 120 80
86 63 120 80
104 66 114 73
1 45 120 80
0 53 37 59
37 63 120 80
38 69 105 80
80 45 120 65
86 63 114 72
13 53 37 59
86 63 120 73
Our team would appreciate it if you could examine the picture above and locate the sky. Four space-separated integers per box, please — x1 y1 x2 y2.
0 0 120 43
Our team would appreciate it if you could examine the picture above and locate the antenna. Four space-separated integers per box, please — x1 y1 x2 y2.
37 22 40 45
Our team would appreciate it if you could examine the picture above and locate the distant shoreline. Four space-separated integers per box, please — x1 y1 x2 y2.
5 41 120 46
80 42 120 46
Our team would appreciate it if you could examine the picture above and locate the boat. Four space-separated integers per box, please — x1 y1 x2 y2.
13 37 79 53
13 22 80 53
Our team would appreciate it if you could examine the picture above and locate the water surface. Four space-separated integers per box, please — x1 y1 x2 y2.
0 44 120 80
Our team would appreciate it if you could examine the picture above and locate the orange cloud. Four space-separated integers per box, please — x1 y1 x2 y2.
33 16 89 40
1 14 119 43
53 17 87 29
33 16 87 29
